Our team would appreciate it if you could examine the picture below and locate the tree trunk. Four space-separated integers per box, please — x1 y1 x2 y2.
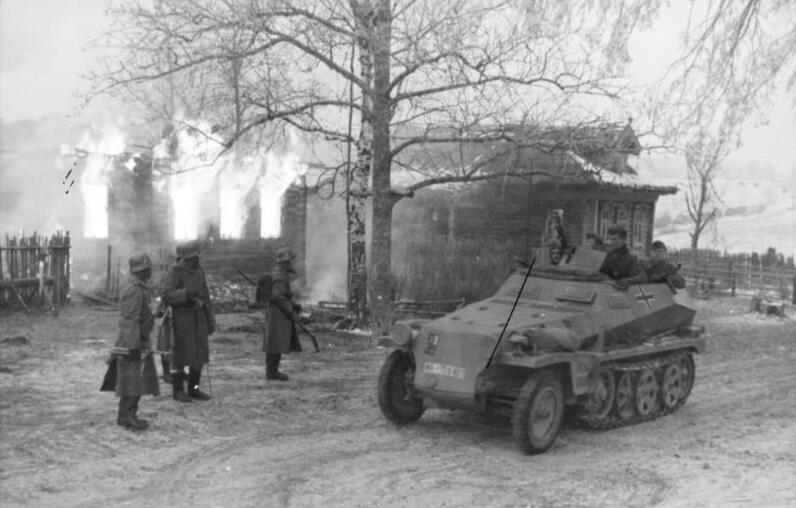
348 0 375 322
367 0 393 336
690 228 701 250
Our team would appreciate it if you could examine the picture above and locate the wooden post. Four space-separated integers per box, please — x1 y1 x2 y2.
792 274 796 305
64 232 71 304
106 245 112 295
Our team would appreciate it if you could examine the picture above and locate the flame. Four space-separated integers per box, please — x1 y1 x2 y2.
76 125 126 238
156 119 224 240
260 139 307 238
219 155 262 238
156 118 307 240
171 186 201 240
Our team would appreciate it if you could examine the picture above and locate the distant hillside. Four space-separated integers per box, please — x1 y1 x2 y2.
637 154 796 256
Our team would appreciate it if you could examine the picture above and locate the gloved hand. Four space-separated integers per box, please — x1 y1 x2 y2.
141 340 152 359
667 274 686 289
292 303 302 313
192 297 205 309
127 348 142 361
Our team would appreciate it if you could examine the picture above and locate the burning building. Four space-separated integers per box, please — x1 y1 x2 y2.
60 124 310 300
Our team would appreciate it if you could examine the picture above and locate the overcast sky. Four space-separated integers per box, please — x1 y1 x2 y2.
1 0 794 173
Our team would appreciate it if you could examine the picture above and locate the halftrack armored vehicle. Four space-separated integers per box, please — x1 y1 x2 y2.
377 249 705 454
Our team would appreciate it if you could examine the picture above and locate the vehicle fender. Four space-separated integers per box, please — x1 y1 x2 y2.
376 335 412 351
569 353 601 396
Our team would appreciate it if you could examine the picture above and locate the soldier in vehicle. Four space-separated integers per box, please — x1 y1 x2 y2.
585 232 605 251
107 252 160 430
263 247 303 381
160 240 215 402
641 240 686 289
599 225 641 286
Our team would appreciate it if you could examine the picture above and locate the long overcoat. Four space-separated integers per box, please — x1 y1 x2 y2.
263 265 300 354
112 276 160 397
160 261 215 368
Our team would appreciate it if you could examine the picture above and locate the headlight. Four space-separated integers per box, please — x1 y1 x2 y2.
391 322 413 346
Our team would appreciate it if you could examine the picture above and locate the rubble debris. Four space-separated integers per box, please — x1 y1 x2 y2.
750 296 786 317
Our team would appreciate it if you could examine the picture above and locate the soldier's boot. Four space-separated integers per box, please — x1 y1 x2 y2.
161 355 172 383
172 371 193 403
129 396 149 428
117 396 147 430
265 354 289 381
188 368 211 400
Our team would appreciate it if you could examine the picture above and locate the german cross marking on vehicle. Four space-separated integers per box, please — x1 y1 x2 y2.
635 286 655 310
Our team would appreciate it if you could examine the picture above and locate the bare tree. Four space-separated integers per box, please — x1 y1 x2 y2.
90 0 660 333
684 133 727 250
648 1 795 252
657 0 796 143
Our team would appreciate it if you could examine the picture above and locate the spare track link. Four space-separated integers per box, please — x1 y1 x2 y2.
577 350 694 430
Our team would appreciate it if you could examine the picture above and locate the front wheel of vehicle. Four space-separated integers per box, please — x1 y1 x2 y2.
377 350 425 425
513 371 565 455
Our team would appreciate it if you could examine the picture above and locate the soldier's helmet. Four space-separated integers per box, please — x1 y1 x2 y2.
178 239 204 259
276 247 296 263
129 252 152 273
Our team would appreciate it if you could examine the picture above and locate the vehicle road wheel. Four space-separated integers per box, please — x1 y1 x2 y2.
679 353 695 402
635 368 660 417
513 371 565 455
580 365 615 422
377 350 424 425
661 362 685 409
614 371 636 420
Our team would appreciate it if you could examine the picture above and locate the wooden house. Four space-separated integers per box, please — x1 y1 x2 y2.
385 122 678 301
392 122 677 257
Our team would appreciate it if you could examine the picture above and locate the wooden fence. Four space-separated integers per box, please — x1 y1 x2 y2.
0 232 71 312
666 248 796 302
396 239 796 304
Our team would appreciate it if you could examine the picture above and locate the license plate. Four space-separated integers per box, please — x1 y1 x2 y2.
423 361 465 379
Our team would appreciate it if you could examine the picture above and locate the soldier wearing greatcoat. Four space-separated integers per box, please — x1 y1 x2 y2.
263 247 302 381
107 252 160 430
160 240 215 401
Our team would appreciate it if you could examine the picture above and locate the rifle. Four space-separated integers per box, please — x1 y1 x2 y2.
236 269 320 352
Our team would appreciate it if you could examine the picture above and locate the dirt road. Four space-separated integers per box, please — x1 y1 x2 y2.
1 297 794 507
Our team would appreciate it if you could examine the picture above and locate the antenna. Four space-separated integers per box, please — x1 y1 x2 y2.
486 257 536 368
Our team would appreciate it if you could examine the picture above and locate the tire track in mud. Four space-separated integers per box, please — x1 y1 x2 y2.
3 304 795 507
65 413 676 508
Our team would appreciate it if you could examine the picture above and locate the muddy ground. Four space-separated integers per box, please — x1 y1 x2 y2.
1 296 794 508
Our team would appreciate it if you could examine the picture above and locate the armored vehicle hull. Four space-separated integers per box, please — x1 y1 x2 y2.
377 251 705 454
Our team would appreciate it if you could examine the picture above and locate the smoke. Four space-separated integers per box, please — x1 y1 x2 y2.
1 117 97 239
0 114 350 298
304 187 348 302
75 125 127 238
